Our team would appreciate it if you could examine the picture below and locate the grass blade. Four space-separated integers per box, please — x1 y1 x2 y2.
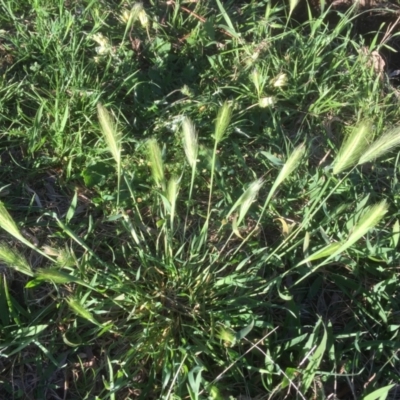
363 384 395 400
215 0 239 38
301 320 327 392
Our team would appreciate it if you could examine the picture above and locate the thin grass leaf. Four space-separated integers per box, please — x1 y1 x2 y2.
182 117 198 168
265 143 306 207
0 202 35 249
358 126 400 165
333 121 373 174
215 0 239 38
0 245 33 277
147 138 165 189
227 179 263 226
363 384 395 400
214 102 232 144
302 320 327 391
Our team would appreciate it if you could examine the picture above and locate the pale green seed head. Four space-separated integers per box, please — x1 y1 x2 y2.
0 202 32 248
182 117 198 168
0 245 33 276
147 138 165 189
333 121 373 174
358 126 400 165
97 103 122 166
214 102 232 143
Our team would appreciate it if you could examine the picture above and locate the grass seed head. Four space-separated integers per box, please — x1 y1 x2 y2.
214 101 232 143
97 103 121 166
259 96 275 108
0 202 32 247
358 125 400 165
273 73 288 87
92 33 111 55
333 121 373 174
228 179 264 226
167 176 180 227
182 117 198 168
147 138 165 189
276 143 306 187
0 245 33 276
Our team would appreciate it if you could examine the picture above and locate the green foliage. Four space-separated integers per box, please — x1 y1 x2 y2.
0 0 399 399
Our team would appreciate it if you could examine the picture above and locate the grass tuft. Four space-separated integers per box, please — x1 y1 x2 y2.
1 1 400 398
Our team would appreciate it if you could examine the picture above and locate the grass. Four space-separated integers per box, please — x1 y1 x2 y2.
1 0 400 399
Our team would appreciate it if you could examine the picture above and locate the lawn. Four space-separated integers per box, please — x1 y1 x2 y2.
0 0 400 399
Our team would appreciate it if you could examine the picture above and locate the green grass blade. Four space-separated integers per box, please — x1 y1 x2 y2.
215 0 239 38
301 320 327 392
363 385 395 400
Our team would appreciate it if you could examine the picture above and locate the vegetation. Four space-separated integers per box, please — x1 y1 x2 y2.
0 0 400 399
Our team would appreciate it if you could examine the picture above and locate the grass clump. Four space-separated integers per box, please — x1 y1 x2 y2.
1 1 400 399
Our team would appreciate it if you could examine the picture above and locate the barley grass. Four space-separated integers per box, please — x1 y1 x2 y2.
0 1 399 399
